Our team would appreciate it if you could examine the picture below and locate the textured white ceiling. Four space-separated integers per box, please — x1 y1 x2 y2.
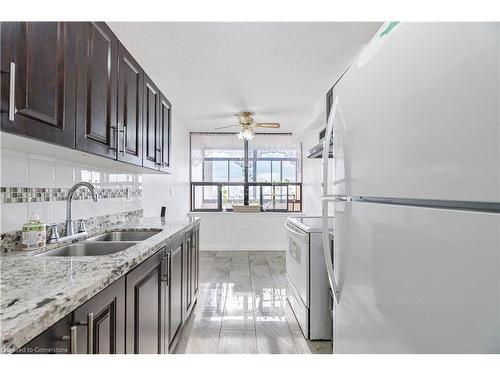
108 22 381 132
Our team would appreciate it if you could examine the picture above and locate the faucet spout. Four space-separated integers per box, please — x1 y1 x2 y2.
65 182 98 236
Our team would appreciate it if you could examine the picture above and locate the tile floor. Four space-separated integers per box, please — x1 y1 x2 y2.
174 251 332 354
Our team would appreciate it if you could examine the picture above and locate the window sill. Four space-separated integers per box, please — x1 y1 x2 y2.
187 211 305 217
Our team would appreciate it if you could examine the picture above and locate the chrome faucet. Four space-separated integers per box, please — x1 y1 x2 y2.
65 182 98 237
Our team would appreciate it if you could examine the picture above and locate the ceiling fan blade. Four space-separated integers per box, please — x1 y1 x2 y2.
254 123 280 128
214 124 240 130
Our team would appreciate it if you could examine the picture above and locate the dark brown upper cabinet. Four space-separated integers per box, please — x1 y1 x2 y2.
159 93 171 172
117 43 143 166
142 74 161 170
1 22 77 148
1 21 173 173
75 22 118 159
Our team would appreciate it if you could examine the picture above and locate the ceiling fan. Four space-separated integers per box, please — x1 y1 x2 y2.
214 112 280 140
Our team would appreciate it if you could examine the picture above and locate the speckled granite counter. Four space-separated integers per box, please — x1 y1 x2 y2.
0 216 200 353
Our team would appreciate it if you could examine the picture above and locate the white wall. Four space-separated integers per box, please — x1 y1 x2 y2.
295 95 327 217
141 115 190 218
192 212 303 251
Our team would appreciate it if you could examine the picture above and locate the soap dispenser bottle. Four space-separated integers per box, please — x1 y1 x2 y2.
21 213 46 250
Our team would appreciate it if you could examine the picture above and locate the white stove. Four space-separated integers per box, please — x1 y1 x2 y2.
285 216 333 340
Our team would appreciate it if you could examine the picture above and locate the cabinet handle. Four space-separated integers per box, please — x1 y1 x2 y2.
168 252 172 285
87 313 94 354
110 125 118 151
122 125 127 154
8 62 15 121
161 254 169 285
60 325 78 354
155 148 161 165
76 312 94 354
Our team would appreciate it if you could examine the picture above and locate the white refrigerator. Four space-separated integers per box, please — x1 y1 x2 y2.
321 22 500 353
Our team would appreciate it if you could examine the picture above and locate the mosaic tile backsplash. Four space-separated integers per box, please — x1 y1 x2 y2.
0 186 142 204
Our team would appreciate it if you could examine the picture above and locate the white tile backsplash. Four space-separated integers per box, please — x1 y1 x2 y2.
28 201 55 224
0 149 143 233
28 159 54 188
1 203 28 232
1 149 29 187
54 164 75 188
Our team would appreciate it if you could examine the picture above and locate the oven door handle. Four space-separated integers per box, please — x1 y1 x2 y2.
285 222 307 241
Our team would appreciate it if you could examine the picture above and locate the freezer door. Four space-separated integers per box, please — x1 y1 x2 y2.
334 23 500 202
333 201 500 353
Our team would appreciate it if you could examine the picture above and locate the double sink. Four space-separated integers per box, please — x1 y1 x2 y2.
39 230 161 257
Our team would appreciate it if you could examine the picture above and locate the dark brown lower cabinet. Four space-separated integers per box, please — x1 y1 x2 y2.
15 224 200 355
167 235 184 352
183 226 200 321
183 229 194 319
15 314 73 354
193 226 200 298
125 248 167 354
73 277 125 354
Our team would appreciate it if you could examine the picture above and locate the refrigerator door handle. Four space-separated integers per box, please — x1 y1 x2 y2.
322 98 341 304
322 199 340 304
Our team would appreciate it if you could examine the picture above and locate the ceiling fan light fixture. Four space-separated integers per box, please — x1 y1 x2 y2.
238 127 255 140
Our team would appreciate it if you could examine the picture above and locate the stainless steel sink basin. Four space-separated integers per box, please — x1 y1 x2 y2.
86 230 161 242
39 241 137 257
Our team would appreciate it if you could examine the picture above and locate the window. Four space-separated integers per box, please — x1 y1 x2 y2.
190 133 302 212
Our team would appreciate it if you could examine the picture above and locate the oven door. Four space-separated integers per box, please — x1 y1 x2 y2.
285 221 310 306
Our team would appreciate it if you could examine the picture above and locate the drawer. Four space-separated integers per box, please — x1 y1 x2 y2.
286 275 309 339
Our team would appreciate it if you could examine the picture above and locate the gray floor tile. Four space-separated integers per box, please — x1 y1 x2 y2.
218 330 257 354
177 250 331 354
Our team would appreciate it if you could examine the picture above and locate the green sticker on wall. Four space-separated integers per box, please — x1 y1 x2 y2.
379 21 400 38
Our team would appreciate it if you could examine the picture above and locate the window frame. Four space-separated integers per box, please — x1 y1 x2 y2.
190 132 303 212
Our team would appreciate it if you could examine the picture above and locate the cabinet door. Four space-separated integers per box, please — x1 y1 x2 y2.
193 225 200 296
75 22 118 159
15 313 73 354
125 249 166 354
73 277 125 354
167 235 184 351
184 229 194 318
117 43 143 166
159 93 171 172
1 22 77 147
142 74 160 170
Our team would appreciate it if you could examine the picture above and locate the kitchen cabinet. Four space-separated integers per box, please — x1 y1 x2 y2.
18 277 126 354
15 314 73 354
142 74 161 169
125 248 166 354
117 43 143 166
183 226 200 320
73 277 125 354
1 21 173 173
14 224 200 355
159 93 171 172
193 225 200 297
75 22 118 159
1 22 78 148
183 229 194 318
167 235 184 352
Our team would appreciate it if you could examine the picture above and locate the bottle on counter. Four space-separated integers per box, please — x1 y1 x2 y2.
21 213 46 250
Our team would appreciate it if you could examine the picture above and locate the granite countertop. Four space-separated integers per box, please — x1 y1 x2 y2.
0 216 200 354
